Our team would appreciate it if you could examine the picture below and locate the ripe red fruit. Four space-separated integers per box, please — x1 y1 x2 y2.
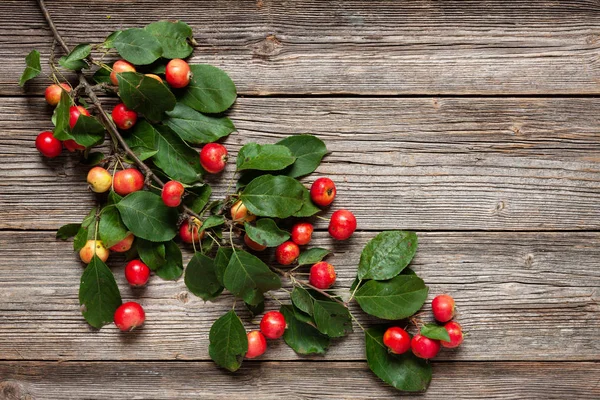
291 222 313 245
114 301 145 332
110 59 136 86
230 200 255 224
69 105 90 130
35 131 62 158
383 327 411 355
411 334 441 359
275 241 300 265
113 168 144 196
111 103 138 130
44 83 71 106
310 177 336 207
442 321 464 349
199 143 228 174
179 219 205 243
110 233 135 253
165 59 192 88
124 260 151 287
245 330 267 359
63 139 85 152
309 261 336 289
432 294 456 323
244 234 267 251
161 180 185 207
328 209 357 240
260 311 287 339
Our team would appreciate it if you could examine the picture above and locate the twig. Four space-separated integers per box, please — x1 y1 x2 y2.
292 277 347 307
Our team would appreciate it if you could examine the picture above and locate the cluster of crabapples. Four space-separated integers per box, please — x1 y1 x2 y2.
383 294 464 359
35 58 192 158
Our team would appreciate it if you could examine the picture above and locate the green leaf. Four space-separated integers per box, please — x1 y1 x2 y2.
117 72 176 121
71 115 105 147
19 50 41 86
355 275 429 320
124 120 159 161
145 20 194 59
151 124 203 184
74 208 98 252
81 152 105 166
178 64 237 114
245 301 265 317
223 249 281 305
102 31 122 49
98 205 129 248
113 28 163 65
312 300 353 338
291 287 314 315
293 185 321 217
199 215 225 233
164 103 236 144
236 143 295 172
79 255 122 329
281 305 330 355
52 90 72 140
297 248 330 266
209 310 248 372
155 240 183 280
366 326 431 392
240 175 305 218
277 134 328 178
420 324 451 342
56 223 81 240
58 43 91 70
214 246 233 286
358 231 418 281
184 184 211 213
92 65 112 84
244 218 290 247
116 191 179 242
136 238 166 271
107 190 123 206
185 253 224 301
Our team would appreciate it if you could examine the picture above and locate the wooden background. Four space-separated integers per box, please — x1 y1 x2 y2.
1 0 599 398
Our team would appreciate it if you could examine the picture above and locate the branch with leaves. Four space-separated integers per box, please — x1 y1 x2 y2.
21 0 468 393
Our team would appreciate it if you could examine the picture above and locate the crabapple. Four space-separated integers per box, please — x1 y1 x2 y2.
110 233 135 253
199 143 228 174
383 327 411 355
79 240 109 264
111 103 137 130
145 73 163 83
165 58 192 88
309 261 336 289
124 260 151 287
44 83 70 106
411 334 441 359
110 60 136 86
86 166 112 193
244 234 266 251
275 241 300 265
291 222 313 245
35 131 62 158
230 200 256 224
161 180 185 207
310 177 336 207
245 330 267 359
69 105 90 130
328 209 357 240
441 321 464 349
432 294 455 323
114 301 145 332
260 311 286 339
63 139 85 152
179 218 204 243
113 168 144 196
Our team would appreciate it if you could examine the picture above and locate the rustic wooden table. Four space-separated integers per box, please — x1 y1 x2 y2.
1 1 599 398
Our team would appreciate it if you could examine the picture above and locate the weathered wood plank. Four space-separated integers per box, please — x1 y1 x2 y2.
1 97 599 231
0 231 597 362
3 0 600 95
0 361 598 399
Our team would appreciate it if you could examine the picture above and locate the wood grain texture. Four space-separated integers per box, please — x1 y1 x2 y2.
1 97 599 231
0 231 597 362
3 0 600 95
0 361 598 399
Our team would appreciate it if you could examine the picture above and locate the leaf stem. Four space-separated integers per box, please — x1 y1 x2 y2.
349 311 366 333
292 277 346 307
346 278 362 305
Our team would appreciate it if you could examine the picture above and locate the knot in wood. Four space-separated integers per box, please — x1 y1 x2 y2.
253 35 282 59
